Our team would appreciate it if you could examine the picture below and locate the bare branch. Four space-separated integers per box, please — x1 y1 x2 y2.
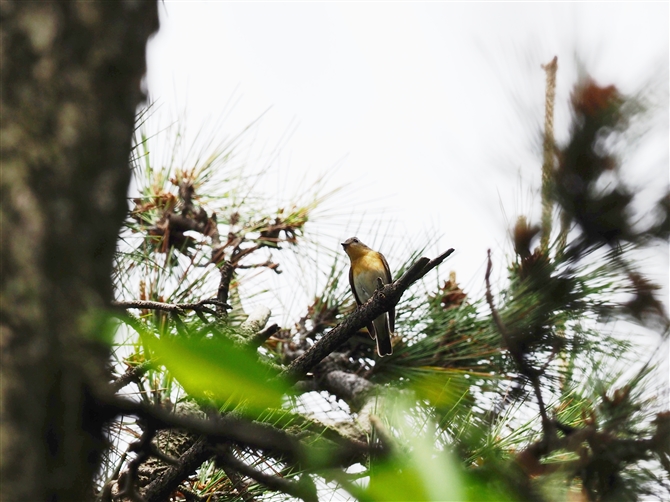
112 299 231 316
484 250 511 344
175 486 206 502
110 360 154 393
116 423 156 502
237 259 281 274
217 261 235 315
105 395 380 467
248 324 280 350
107 396 301 459
240 306 271 337
540 55 558 253
99 450 128 502
141 438 211 502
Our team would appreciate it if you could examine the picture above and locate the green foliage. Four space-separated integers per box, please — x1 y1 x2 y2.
103 72 669 502
339 397 464 502
146 333 291 415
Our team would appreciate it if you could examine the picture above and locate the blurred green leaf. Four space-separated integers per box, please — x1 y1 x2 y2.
148 334 290 414
411 367 483 409
364 396 463 501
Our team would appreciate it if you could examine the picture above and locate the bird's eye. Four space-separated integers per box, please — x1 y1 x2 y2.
353 238 359 243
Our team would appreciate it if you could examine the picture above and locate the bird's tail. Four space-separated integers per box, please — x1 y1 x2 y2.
373 315 393 356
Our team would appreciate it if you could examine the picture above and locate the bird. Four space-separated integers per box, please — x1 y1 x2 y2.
341 237 394 356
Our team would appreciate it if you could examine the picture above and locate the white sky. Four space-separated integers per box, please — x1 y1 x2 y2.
145 3 669 324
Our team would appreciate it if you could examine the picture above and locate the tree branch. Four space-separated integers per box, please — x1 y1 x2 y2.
116 423 157 502
217 261 236 315
214 448 318 502
240 306 271 337
107 396 301 459
141 438 211 502
111 360 154 393
485 249 550 429
103 394 379 471
248 324 280 350
281 248 454 381
112 299 231 316
220 464 259 502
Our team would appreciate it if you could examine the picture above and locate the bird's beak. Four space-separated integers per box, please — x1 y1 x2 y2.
341 242 347 248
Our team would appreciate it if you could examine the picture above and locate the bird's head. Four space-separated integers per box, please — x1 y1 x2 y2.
341 237 369 259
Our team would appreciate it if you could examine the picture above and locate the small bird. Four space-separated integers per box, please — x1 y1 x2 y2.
341 237 394 356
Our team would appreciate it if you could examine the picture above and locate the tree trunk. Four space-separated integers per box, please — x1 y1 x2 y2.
0 2 158 500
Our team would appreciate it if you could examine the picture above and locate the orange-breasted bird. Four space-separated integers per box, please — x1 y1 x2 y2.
341 237 394 356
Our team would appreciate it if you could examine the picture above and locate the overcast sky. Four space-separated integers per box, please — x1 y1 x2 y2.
145 3 668 322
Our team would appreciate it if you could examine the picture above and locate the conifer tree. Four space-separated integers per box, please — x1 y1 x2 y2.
99 59 670 502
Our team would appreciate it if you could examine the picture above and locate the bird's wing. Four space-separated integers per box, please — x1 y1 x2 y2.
349 266 362 305
380 253 393 283
380 253 395 333
350 266 375 338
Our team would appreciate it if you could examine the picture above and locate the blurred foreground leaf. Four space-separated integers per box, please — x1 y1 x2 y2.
148 334 290 414
364 397 463 501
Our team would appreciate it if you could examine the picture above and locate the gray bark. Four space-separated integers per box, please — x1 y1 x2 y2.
0 1 158 500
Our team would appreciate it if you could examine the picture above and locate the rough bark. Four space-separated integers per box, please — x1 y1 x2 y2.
0 2 158 500
141 437 211 502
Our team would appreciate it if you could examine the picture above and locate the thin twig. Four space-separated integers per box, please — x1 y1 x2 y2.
484 250 512 344
220 464 259 502
237 259 281 274
112 299 231 315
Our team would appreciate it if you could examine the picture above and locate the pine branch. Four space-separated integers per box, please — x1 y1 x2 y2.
216 261 235 315
142 438 211 502
281 248 454 381
107 396 301 458
111 360 154 393
102 394 383 471
115 423 158 502
112 299 231 315
248 324 280 349
214 448 318 502
485 250 550 429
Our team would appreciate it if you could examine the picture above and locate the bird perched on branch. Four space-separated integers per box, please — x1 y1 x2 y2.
341 237 394 356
